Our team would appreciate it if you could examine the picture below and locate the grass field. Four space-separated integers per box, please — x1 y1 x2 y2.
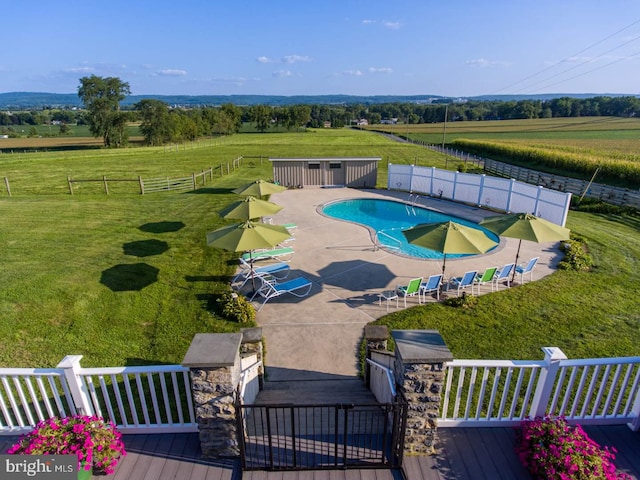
0 126 638 369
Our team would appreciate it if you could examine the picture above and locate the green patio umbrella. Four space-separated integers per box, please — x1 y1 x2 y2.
218 196 283 221
479 212 570 281
232 179 287 198
402 221 498 276
206 220 292 290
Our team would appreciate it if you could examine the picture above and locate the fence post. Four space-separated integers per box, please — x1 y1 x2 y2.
528 347 567 419
4 177 11 197
67 177 74 195
138 176 144 195
57 355 94 416
628 387 640 431
192 173 196 190
103 175 109 195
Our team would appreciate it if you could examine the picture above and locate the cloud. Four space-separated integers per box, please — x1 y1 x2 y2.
362 19 375 24
383 21 401 30
343 69 364 76
466 58 509 67
209 76 247 86
258 55 311 64
272 70 293 78
156 69 187 76
369 67 393 74
62 67 95 74
282 55 311 64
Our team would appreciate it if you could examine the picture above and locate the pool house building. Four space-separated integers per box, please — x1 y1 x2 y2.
270 157 381 188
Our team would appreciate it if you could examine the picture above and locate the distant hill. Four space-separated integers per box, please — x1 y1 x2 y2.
0 91 637 109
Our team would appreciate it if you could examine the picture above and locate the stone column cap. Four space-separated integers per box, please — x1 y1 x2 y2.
182 333 242 367
241 327 263 344
365 325 388 341
392 329 453 364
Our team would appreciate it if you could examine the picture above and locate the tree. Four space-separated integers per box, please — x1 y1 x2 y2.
136 99 174 145
77 75 131 147
250 105 273 132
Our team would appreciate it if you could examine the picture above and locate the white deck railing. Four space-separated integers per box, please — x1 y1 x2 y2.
1 353 264 436
440 347 640 430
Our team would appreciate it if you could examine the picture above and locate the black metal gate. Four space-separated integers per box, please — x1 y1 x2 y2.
236 395 407 471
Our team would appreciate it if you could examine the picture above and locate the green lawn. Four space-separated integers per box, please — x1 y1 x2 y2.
0 127 638 368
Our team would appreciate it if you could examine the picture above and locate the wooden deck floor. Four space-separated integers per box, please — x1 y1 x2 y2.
2 425 639 479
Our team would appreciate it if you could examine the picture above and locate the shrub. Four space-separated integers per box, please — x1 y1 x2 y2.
515 416 630 479
444 292 478 309
217 291 256 323
8 415 126 474
558 235 593 271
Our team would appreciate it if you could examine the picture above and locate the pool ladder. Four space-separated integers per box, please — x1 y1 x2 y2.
406 193 423 215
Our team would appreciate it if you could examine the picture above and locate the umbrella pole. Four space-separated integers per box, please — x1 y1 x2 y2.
250 251 256 292
511 239 522 283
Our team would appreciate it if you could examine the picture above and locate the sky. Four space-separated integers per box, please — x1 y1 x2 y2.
2 0 640 97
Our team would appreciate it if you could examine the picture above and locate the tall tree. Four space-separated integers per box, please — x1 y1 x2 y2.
77 75 131 147
136 99 174 145
250 105 273 132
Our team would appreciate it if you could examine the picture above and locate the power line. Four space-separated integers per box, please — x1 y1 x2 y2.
511 33 640 94
494 17 640 94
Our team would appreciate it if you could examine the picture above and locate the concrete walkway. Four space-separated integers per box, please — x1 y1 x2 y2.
239 188 563 382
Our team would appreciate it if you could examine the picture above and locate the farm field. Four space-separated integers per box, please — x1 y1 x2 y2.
364 116 640 187
0 127 638 369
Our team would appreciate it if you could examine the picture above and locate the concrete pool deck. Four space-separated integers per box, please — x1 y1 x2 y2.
239 187 564 382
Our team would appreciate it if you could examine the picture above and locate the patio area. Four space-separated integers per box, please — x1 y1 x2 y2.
243 187 563 382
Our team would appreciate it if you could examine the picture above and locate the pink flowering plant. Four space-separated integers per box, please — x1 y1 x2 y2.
8 415 126 474
515 416 630 479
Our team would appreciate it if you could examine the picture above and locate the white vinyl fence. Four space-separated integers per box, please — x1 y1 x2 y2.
440 347 640 430
388 164 572 227
1 353 263 436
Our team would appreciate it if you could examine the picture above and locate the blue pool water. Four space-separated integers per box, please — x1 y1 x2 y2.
322 198 499 260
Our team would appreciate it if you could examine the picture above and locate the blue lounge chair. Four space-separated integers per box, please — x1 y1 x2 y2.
420 274 443 301
396 277 423 307
232 258 291 289
251 276 313 311
493 263 515 290
449 271 478 297
515 257 539 284
474 266 498 293
241 247 294 263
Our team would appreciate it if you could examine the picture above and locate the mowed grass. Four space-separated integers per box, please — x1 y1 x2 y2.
0 126 639 368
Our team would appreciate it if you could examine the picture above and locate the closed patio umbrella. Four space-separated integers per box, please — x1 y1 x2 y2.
206 220 291 290
402 221 498 276
479 212 570 281
218 196 283 221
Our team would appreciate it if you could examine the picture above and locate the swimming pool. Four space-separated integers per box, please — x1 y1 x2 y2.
321 198 499 259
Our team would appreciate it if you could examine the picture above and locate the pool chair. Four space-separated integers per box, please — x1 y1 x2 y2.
232 258 291 289
492 263 515 290
251 276 313 311
241 247 294 263
449 270 478 297
420 274 443 301
474 266 498 293
396 277 423 307
515 257 539 284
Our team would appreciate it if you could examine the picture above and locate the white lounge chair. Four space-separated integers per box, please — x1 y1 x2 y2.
449 270 478 297
251 276 313 311
232 258 291 289
493 263 515 290
241 247 294 263
515 257 539 284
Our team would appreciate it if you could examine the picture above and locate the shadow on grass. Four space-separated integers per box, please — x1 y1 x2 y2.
185 275 231 283
139 221 185 233
184 187 235 195
125 357 176 366
123 239 169 257
101 263 159 291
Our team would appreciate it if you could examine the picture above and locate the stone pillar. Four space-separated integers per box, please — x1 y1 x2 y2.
240 327 264 389
364 325 389 387
182 333 242 458
392 329 453 455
